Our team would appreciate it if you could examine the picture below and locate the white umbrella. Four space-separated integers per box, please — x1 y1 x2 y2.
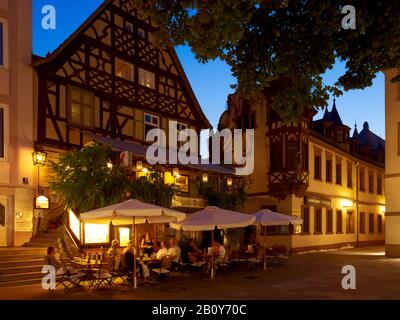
80 199 186 225
80 199 186 288
252 209 302 270
170 206 256 278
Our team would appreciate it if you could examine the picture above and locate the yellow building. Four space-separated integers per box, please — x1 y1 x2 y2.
0 0 35 246
219 90 385 252
384 68 400 257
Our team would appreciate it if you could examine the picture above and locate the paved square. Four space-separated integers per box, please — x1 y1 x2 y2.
0 246 398 300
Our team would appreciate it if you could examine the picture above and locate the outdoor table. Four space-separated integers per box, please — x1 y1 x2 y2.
71 259 104 290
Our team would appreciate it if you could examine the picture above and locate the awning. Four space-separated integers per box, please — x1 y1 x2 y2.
85 132 235 175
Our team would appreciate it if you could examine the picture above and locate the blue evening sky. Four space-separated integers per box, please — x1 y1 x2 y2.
33 0 385 139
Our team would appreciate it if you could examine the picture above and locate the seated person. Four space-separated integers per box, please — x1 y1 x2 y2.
214 241 227 264
181 239 201 263
156 241 168 260
108 240 120 260
141 233 155 257
167 238 181 269
44 246 63 275
122 241 149 282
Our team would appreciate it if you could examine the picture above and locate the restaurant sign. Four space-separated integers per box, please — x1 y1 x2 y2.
305 196 331 208
172 196 208 209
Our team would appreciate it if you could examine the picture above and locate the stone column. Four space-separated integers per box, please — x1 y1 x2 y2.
384 68 400 257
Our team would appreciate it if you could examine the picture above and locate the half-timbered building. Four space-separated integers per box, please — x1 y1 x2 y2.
32 0 235 246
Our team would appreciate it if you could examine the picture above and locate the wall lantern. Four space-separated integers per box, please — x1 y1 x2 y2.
32 151 47 166
173 168 180 178
227 178 233 187
381 206 386 214
202 173 209 183
136 161 143 172
35 195 50 209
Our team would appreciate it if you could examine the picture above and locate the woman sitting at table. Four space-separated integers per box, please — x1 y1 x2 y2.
206 241 226 274
156 241 168 260
122 241 149 282
141 233 155 257
108 239 121 267
44 246 63 275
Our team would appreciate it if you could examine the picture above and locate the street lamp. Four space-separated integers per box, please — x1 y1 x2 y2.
32 151 47 166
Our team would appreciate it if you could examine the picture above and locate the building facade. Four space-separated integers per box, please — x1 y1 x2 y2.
384 68 400 257
219 90 385 252
0 0 35 247
32 0 235 247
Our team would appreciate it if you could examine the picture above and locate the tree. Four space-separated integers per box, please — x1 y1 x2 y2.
139 0 400 120
50 143 130 213
199 179 248 211
128 170 175 207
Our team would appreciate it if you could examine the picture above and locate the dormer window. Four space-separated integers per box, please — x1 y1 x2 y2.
126 22 134 34
138 28 145 40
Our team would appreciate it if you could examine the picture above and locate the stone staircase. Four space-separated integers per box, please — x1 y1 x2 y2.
0 229 72 288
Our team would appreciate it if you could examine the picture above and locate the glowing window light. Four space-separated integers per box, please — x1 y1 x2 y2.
84 224 109 244
35 196 50 209
69 210 81 241
119 227 130 247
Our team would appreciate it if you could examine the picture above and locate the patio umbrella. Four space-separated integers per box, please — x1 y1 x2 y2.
252 209 302 270
170 206 256 278
80 199 186 288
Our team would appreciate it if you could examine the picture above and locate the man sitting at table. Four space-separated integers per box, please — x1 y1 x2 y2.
167 238 181 269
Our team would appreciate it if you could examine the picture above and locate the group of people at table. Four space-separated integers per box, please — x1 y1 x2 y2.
44 234 228 286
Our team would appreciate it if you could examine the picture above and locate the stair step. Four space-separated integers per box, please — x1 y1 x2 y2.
0 265 43 276
0 277 43 288
0 271 44 283
0 259 44 269
24 243 59 248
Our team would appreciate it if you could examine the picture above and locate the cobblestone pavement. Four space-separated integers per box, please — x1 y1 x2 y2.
0 246 399 300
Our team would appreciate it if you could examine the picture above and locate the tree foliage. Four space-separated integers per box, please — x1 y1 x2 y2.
139 0 400 120
199 179 248 211
50 143 130 213
128 171 175 208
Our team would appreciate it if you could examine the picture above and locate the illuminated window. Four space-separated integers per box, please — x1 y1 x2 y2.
68 87 95 128
69 210 81 241
119 227 130 247
164 171 175 185
175 175 189 193
144 113 159 137
84 224 109 244
139 68 155 89
115 58 134 82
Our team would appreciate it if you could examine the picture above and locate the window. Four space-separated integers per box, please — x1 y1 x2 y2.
368 170 374 193
84 224 109 244
119 227 131 247
138 28 145 39
286 137 298 171
302 142 309 171
0 106 6 159
139 68 155 89
302 207 310 234
336 210 343 233
115 58 134 82
336 160 342 185
377 174 383 195
175 175 189 193
326 209 333 233
346 211 355 234
314 207 322 234
314 154 322 180
360 212 366 234
176 122 188 148
377 215 383 233
68 210 80 241
359 168 365 192
347 161 353 188
336 130 344 143
270 140 283 171
369 213 375 234
126 22 134 34
0 21 4 66
326 158 332 182
144 113 160 138
68 87 95 128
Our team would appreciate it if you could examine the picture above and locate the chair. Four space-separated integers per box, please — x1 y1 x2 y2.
111 255 129 286
90 260 114 290
151 256 172 280
217 253 232 273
